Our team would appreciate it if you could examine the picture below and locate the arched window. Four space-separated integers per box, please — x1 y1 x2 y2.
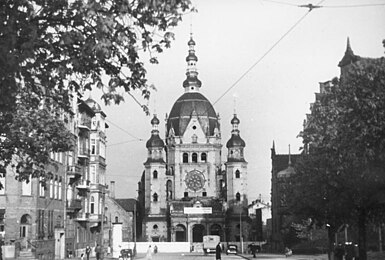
192 134 198 143
192 153 198 163
183 153 188 163
153 193 158 202
201 153 207 162
153 170 158 179
166 180 172 200
115 216 119 223
153 224 158 230
90 196 95 214
236 192 241 201
235 170 240 179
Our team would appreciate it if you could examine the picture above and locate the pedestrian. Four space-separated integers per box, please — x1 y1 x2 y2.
345 243 354 260
95 244 101 260
334 244 345 260
86 245 91 260
215 242 222 260
251 243 257 258
154 244 158 254
146 245 153 260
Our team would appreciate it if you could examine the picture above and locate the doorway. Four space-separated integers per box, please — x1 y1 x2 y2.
192 224 205 242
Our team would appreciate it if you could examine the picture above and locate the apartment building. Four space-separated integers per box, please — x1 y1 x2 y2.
0 94 108 260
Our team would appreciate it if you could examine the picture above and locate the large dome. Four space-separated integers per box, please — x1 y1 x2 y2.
167 92 218 136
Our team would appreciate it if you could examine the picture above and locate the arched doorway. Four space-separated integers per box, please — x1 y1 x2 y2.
20 214 32 249
192 224 205 242
210 224 223 241
175 224 186 242
210 224 222 236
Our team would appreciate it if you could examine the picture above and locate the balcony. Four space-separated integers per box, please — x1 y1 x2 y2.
66 199 82 211
67 165 83 179
88 213 102 223
74 212 89 222
78 147 90 158
90 155 106 165
78 117 92 130
76 180 90 190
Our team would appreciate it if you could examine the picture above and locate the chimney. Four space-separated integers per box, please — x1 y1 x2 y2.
110 181 115 199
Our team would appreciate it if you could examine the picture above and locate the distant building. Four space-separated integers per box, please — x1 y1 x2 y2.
0 94 109 259
270 38 380 252
247 198 271 242
104 182 137 247
137 36 251 247
270 143 300 251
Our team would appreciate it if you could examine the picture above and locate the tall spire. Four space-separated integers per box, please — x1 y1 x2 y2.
183 34 202 91
338 37 360 67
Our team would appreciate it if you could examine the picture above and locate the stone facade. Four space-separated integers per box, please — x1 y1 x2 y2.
137 37 251 246
0 94 108 259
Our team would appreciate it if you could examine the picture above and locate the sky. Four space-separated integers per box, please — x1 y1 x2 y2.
92 0 385 202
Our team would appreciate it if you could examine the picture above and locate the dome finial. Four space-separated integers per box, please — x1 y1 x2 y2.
233 93 238 114
183 32 201 92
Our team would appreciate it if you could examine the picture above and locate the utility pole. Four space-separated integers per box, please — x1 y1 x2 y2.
101 190 105 259
133 202 137 256
379 224 383 253
240 208 243 254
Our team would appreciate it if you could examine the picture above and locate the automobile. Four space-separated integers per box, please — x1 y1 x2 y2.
226 244 238 255
203 235 220 255
119 249 132 260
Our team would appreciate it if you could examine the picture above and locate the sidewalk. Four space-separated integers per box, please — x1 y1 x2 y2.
239 253 328 260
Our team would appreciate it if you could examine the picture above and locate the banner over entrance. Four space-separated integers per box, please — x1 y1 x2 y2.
184 207 212 214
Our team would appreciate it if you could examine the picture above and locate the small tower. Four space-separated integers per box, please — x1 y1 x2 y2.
225 114 248 206
143 114 167 240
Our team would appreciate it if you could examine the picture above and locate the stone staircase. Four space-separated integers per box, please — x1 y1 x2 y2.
18 249 36 260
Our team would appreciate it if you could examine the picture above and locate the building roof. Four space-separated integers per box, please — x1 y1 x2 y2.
226 134 246 148
114 198 137 212
272 153 300 175
167 92 218 136
146 134 164 148
85 98 106 117
338 38 361 67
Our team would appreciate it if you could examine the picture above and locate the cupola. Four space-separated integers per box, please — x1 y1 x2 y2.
226 114 246 162
146 114 164 149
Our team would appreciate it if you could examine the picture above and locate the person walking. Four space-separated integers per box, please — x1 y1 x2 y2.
146 245 153 260
95 244 101 260
85 245 91 260
215 242 222 260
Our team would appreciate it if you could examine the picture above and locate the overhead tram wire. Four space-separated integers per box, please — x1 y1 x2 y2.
108 139 143 147
323 3 385 8
210 0 326 108
260 0 385 9
105 119 144 143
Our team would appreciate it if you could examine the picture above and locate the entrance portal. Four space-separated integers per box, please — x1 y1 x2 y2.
175 224 186 242
192 224 205 242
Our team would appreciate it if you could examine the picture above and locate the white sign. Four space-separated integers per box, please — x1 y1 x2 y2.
184 207 212 214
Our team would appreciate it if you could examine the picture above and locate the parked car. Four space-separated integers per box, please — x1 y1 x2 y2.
226 244 238 255
203 235 220 255
119 249 132 260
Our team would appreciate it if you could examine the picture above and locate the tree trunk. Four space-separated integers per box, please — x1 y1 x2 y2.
358 208 367 260
328 227 335 260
